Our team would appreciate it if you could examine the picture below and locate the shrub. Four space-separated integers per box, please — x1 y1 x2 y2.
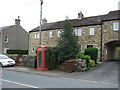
83 55 91 69
84 48 98 63
7 49 28 55
7 55 36 68
76 53 84 59
45 47 58 70
89 60 95 67
117 47 120 58
83 55 91 61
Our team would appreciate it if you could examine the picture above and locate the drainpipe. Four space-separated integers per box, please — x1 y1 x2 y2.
0 30 3 54
100 24 103 62
98 19 103 62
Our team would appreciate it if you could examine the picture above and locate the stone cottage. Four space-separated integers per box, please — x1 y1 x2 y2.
29 10 120 61
0 17 28 54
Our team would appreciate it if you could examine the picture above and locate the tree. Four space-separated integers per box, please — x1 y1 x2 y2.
57 19 80 64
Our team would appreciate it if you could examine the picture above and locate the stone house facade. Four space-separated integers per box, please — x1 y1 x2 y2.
29 10 120 61
0 17 29 54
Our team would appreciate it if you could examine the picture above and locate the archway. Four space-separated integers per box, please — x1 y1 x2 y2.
104 40 120 60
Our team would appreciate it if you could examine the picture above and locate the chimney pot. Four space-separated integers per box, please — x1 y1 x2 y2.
15 16 20 26
42 18 47 25
78 11 84 19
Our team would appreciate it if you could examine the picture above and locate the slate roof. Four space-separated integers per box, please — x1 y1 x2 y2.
103 10 119 21
30 10 120 32
0 25 14 31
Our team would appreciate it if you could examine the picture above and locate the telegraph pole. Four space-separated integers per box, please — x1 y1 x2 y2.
39 0 43 46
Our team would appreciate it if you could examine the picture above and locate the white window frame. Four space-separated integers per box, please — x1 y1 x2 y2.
4 48 9 54
34 33 39 39
31 46 35 52
49 31 52 39
5 35 8 43
78 29 82 36
74 29 78 36
57 30 61 37
113 22 119 31
34 33 36 39
90 28 94 35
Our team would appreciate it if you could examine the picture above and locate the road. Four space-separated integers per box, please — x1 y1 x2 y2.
1 61 119 89
60 61 118 84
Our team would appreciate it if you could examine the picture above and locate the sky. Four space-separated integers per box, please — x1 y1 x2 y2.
0 0 119 32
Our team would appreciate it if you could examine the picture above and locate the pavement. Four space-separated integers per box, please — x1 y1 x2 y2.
3 66 66 78
2 60 119 85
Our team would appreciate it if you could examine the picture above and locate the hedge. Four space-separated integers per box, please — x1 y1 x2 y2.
7 49 28 55
84 48 98 63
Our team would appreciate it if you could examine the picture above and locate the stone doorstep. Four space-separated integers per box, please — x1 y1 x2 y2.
97 62 103 64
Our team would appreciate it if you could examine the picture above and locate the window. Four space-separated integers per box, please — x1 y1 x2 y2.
80 45 82 52
74 29 82 36
78 29 82 36
5 36 8 43
57 31 61 37
49 31 52 38
34 33 39 39
90 28 94 35
113 22 119 31
87 45 93 48
105 50 107 54
31 46 35 52
4 48 9 54
74 29 78 36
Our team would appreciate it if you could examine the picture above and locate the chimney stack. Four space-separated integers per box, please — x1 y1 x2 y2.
42 18 47 25
78 11 84 19
15 16 20 26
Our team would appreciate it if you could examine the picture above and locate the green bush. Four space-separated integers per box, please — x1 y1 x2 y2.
83 55 91 69
7 49 28 55
89 60 95 67
84 48 98 63
45 47 58 70
29 56 36 68
76 53 84 59
76 52 97 70
117 47 120 58
83 55 91 61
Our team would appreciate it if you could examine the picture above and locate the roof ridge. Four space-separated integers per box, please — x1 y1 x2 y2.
30 10 119 32
0 25 15 31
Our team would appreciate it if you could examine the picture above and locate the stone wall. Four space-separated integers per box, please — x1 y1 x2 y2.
8 54 36 68
29 20 119 61
102 20 119 60
29 32 39 56
29 25 101 56
103 20 119 44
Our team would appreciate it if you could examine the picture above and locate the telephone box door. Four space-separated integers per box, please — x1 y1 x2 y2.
37 46 48 71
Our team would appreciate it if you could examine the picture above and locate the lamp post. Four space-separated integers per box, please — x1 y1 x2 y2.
39 0 43 46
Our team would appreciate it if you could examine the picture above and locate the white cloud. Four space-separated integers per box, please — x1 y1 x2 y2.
0 0 119 31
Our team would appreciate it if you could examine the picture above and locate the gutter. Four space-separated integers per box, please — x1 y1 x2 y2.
0 30 2 54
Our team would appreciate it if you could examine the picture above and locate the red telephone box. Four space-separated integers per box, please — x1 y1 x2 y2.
37 46 48 71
